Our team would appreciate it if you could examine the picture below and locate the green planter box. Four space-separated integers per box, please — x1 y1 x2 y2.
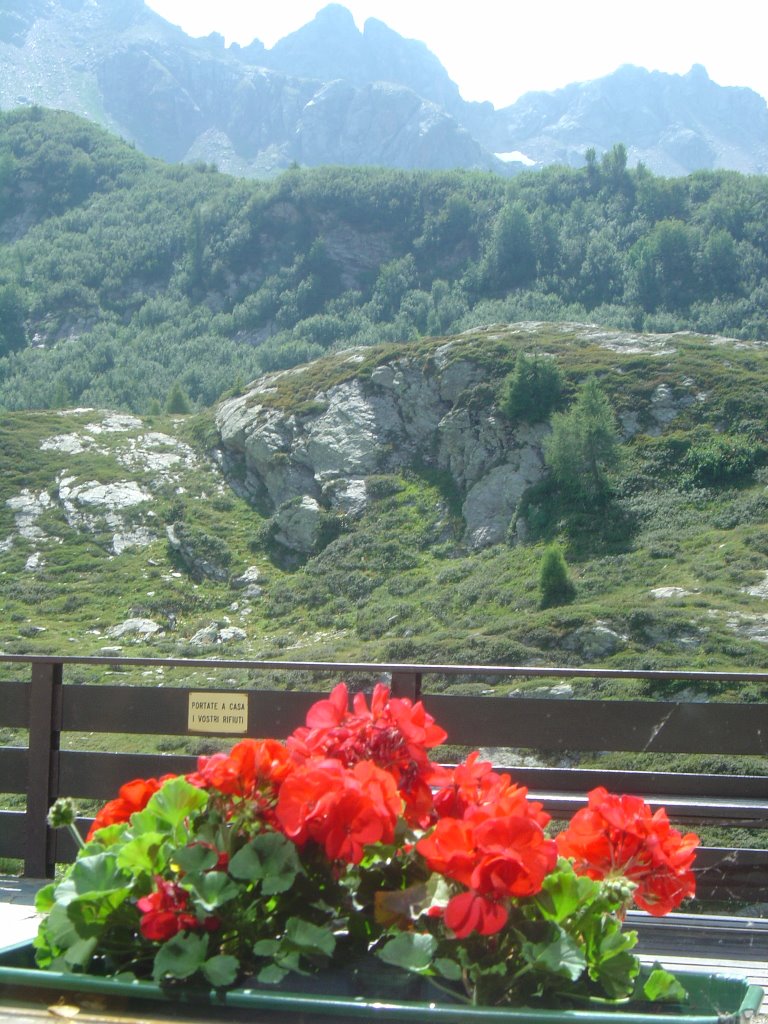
0 941 762 1023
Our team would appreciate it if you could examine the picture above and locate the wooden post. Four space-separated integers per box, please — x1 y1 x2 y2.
24 661 62 878
390 671 422 701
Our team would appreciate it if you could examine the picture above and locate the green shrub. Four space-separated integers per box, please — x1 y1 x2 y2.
500 351 563 424
539 544 576 609
683 433 765 487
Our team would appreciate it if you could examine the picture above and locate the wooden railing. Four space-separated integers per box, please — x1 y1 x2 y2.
1 654 767 905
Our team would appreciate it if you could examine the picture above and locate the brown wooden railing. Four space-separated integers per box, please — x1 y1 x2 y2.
1 654 767 905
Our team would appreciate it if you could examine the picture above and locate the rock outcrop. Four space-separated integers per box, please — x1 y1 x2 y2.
216 342 548 551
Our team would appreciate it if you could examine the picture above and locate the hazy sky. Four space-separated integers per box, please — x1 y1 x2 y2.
144 1 768 109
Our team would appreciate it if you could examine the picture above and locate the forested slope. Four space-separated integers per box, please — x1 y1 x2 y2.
0 108 767 414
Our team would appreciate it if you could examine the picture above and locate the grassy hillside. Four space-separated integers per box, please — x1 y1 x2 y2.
2 325 767 688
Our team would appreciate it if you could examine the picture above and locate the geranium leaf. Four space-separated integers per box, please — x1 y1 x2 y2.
84 823 125 848
116 833 169 876
434 957 462 981
140 778 208 836
68 888 132 929
586 926 639 999
34 883 56 914
521 930 586 981
592 948 639 999
229 832 301 894
252 939 280 957
42 902 80 950
377 932 436 972
152 931 208 981
187 870 239 911
202 954 239 988
62 935 98 970
643 968 688 1003
284 917 336 957
172 843 218 874
257 963 288 985
70 853 128 897
535 863 600 923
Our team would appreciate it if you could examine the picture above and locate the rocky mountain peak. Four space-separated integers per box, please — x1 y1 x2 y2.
1 1 767 176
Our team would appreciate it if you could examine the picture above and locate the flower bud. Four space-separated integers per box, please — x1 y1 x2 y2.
47 797 77 829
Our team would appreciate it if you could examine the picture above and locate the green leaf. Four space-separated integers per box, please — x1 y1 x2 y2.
70 852 128 897
228 832 301 894
67 887 132 929
377 932 437 973
643 968 688 1003
586 925 640 1000
172 843 219 875
252 939 280 957
133 778 208 839
535 863 601 923
116 832 169 876
41 902 80 950
83 823 125 848
62 935 98 970
434 957 462 981
257 963 288 985
284 917 336 958
152 931 208 982
592 948 640 1000
34 883 56 914
187 870 239 912
202 954 239 988
521 928 586 982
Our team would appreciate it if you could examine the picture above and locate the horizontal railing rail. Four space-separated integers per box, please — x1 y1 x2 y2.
1 654 766 902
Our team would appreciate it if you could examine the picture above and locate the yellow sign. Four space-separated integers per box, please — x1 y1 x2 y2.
188 692 249 734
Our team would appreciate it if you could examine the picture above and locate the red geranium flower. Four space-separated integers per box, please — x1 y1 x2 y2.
433 752 550 829
276 757 401 864
556 787 699 916
187 738 292 797
87 775 172 841
137 877 218 942
444 890 509 938
417 810 557 937
287 682 446 828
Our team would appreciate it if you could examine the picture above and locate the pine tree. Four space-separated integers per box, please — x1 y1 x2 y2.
543 376 621 504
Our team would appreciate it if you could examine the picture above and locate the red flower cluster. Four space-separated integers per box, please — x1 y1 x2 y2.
87 776 170 841
288 682 446 827
81 684 699 950
137 877 219 941
555 786 699 916
187 738 292 828
277 757 401 863
418 754 557 937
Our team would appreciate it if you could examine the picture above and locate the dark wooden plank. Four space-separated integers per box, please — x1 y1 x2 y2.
0 748 28 794
694 847 768 900
425 695 768 754
24 664 61 879
57 687 768 755
0 680 30 728
390 671 422 700
630 911 768 962
61 687 320 736
59 751 198 798
493 765 768 801
532 792 768 826
0 810 26 859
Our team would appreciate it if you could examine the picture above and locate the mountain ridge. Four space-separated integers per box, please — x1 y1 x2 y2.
1 1 766 176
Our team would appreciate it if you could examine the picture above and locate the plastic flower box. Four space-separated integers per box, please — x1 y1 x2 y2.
0 939 762 1023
